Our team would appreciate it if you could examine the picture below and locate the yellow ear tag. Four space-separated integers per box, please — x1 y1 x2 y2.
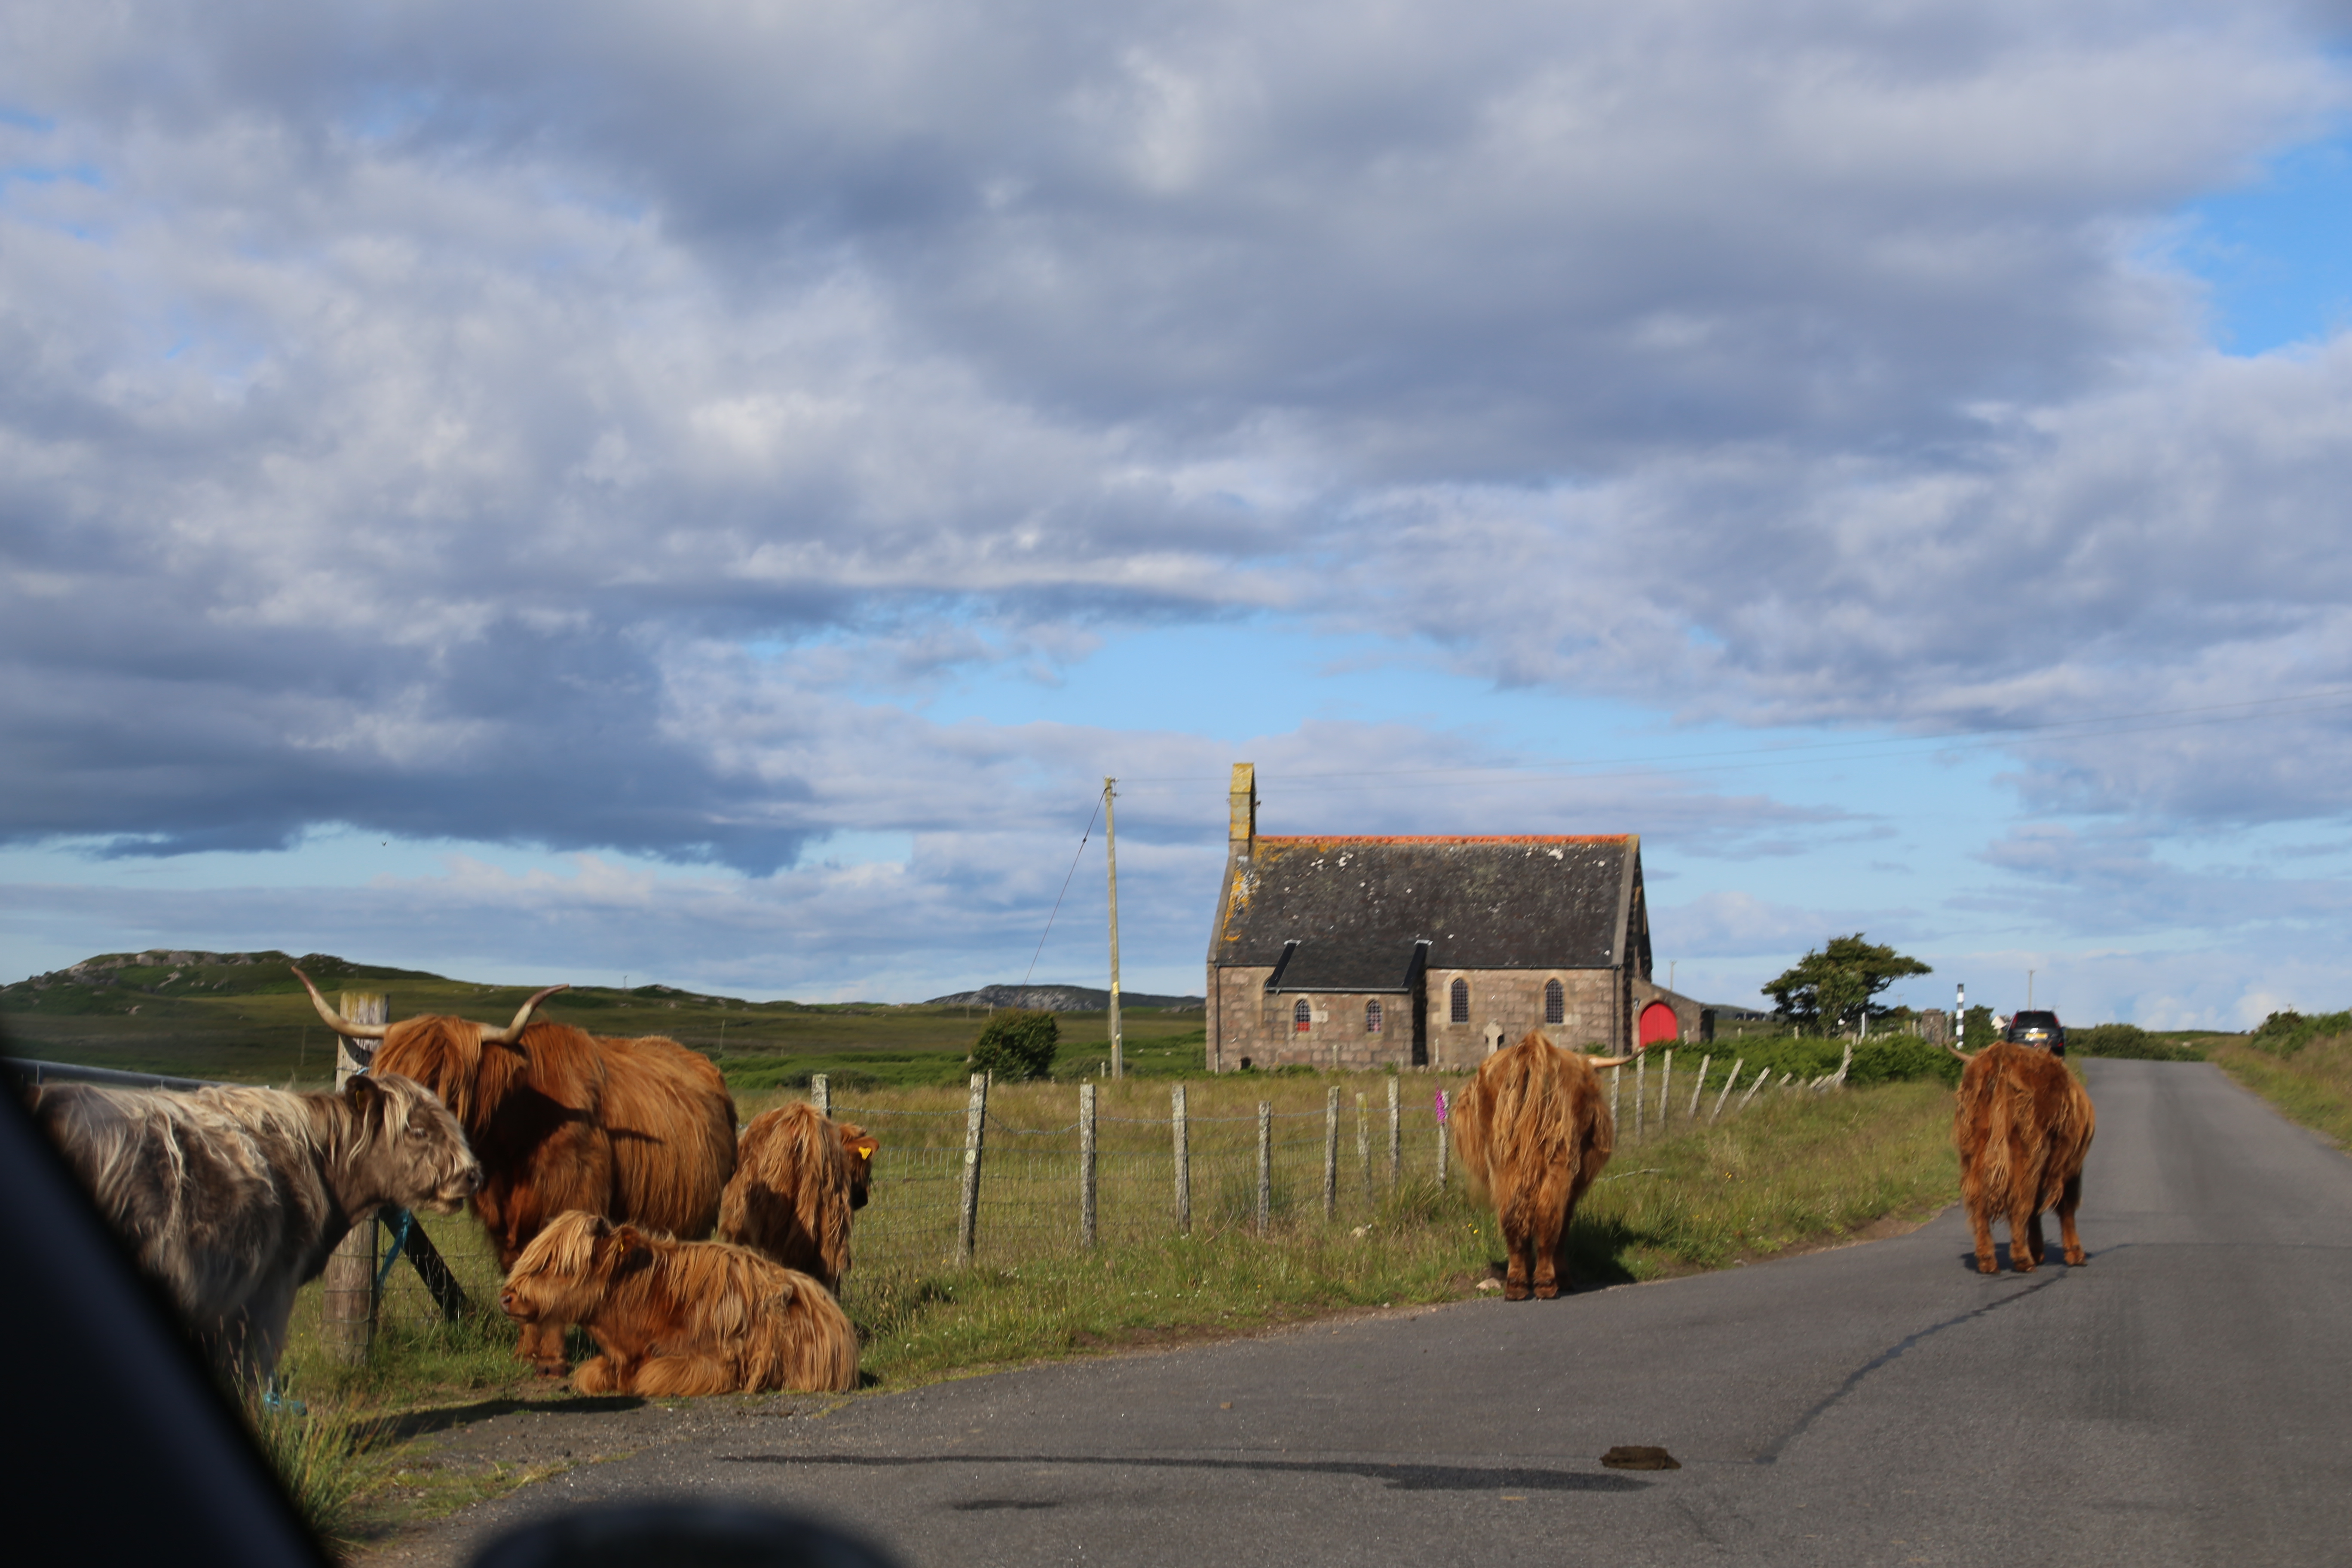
857 1147 873 1160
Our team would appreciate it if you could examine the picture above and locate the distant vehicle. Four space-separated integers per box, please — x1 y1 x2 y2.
2006 1010 2066 1055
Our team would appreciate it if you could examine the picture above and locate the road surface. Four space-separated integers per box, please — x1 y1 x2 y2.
390 1059 2352 1565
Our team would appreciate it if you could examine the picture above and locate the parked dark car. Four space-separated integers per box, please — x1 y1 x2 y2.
2006 1010 2066 1055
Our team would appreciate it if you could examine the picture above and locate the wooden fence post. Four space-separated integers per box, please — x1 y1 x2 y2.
1256 1101 1272 1236
1738 1063 1772 1112
322 991 385 1364
1323 1087 1339 1221
1435 1088 1450 1189
956 1072 988 1265
1386 1076 1400 1190
1634 1052 1648 1144
1611 1063 1621 1131
1660 1049 1674 1132
1355 1091 1372 1205
812 1072 830 1118
1711 1058 1744 1124
1688 1055 1712 1119
1079 1081 1097 1250
1172 1083 1191 1235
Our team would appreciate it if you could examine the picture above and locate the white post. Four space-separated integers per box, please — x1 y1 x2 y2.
1688 1054 1711 1119
812 1072 830 1118
1634 1052 1648 1143
1256 1101 1273 1236
1710 1058 1744 1123
1356 1091 1372 1204
1660 1049 1674 1132
1079 1082 1098 1250
956 1072 989 1265
1172 1083 1191 1234
1323 1087 1340 1221
1387 1076 1401 1189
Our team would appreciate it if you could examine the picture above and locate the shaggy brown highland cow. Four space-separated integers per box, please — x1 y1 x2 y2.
29 1072 479 1384
294 965 738 1374
1450 1031 1633 1300
1949 1039 2096 1274
499 1210 859 1395
717 1102 879 1294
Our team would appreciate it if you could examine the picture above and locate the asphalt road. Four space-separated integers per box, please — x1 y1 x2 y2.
399 1059 2352 1566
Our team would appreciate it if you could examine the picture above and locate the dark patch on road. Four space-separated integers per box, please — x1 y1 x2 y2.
721 1452 1651 1494
949 1498 1060 1512
1758 1268 2073 1463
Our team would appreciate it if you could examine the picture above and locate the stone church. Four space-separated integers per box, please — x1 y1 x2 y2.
1205 763 1690 1072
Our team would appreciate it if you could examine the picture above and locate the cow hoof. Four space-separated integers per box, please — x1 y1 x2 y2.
1975 1258 2000 1275
2010 1259 2036 1274
1533 1283 1560 1300
2064 1249 2086 1266
1504 1281 1532 1302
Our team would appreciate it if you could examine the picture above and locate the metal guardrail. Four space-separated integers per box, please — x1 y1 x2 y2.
5 1057 216 1093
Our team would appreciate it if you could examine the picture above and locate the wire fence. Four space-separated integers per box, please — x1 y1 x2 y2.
12 1046 1818 1332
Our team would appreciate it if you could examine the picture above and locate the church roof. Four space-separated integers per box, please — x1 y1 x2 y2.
1209 835 1642 992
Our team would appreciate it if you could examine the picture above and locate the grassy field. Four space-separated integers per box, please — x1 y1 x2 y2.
2209 1013 2352 1150
0 948 1203 1088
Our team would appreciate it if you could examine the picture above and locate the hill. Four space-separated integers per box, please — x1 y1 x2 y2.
925 983 1203 1012
0 951 1209 1089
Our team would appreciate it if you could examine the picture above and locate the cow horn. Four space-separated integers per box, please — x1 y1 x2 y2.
291 965 389 1039
1584 1053 1637 1069
1945 1042 1980 1063
479 984 569 1045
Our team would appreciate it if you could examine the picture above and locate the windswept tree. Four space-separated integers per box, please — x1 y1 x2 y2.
1764 934 1932 1037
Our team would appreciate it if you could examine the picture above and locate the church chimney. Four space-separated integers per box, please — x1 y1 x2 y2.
1229 762 1256 861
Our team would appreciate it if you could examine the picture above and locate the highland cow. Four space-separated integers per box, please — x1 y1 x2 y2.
1449 1032 1634 1300
1949 1039 2096 1274
717 1102 878 1294
29 1073 479 1384
294 966 738 1374
499 1210 859 1395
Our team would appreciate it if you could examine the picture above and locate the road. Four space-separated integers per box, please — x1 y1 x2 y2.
392 1059 2352 1566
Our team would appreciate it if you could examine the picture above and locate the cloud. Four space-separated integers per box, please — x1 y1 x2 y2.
2 0 2351 899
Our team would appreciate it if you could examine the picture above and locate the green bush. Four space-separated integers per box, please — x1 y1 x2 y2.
968 1009 1060 1080
2070 1023 2208 1062
2248 1009 2352 1057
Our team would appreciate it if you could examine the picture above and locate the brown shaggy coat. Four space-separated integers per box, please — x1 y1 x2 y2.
499 1210 858 1395
1953 1041 2096 1274
1449 1032 1616 1300
717 1103 878 1294
28 1074 479 1383
367 1015 738 1372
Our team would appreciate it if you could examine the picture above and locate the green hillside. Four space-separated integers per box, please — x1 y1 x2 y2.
0 950 1204 1089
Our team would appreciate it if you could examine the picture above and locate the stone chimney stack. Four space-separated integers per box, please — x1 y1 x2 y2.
1228 762 1256 862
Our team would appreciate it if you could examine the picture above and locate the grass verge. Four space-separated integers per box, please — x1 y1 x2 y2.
2210 1030 2352 1150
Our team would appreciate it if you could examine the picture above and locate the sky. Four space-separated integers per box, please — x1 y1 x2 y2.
6 0 2352 1028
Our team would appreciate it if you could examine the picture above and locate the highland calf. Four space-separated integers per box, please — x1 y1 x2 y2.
1949 1040 2096 1274
499 1210 859 1395
717 1102 878 1294
29 1073 479 1384
1450 1032 1633 1300
295 966 738 1374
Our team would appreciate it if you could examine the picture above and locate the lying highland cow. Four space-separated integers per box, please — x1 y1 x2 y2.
1948 1039 2096 1274
717 1102 879 1294
28 1073 479 1384
1450 1032 1633 1300
294 965 738 1374
499 1210 859 1395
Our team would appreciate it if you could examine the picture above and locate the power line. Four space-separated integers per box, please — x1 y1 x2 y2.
1020 795 1102 989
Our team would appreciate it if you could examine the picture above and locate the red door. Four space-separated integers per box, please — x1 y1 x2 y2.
1639 1001 1680 1048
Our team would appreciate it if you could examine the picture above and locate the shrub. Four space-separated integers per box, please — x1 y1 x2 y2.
969 1009 1059 1080
2070 1023 2207 1062
2248 1009 2352 1057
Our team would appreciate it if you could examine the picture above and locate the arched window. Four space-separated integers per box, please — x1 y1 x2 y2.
1294 998 1312 1032
1544 979 1565 1025
1366 999 1384 1033
1449 977 1470 1023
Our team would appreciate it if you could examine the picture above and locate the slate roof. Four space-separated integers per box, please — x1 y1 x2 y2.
1210 835 1639 992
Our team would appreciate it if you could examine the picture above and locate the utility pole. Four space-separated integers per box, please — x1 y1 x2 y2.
2028 969 2036 1009
1956 981 1966 1048
1105 776 1123 1080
